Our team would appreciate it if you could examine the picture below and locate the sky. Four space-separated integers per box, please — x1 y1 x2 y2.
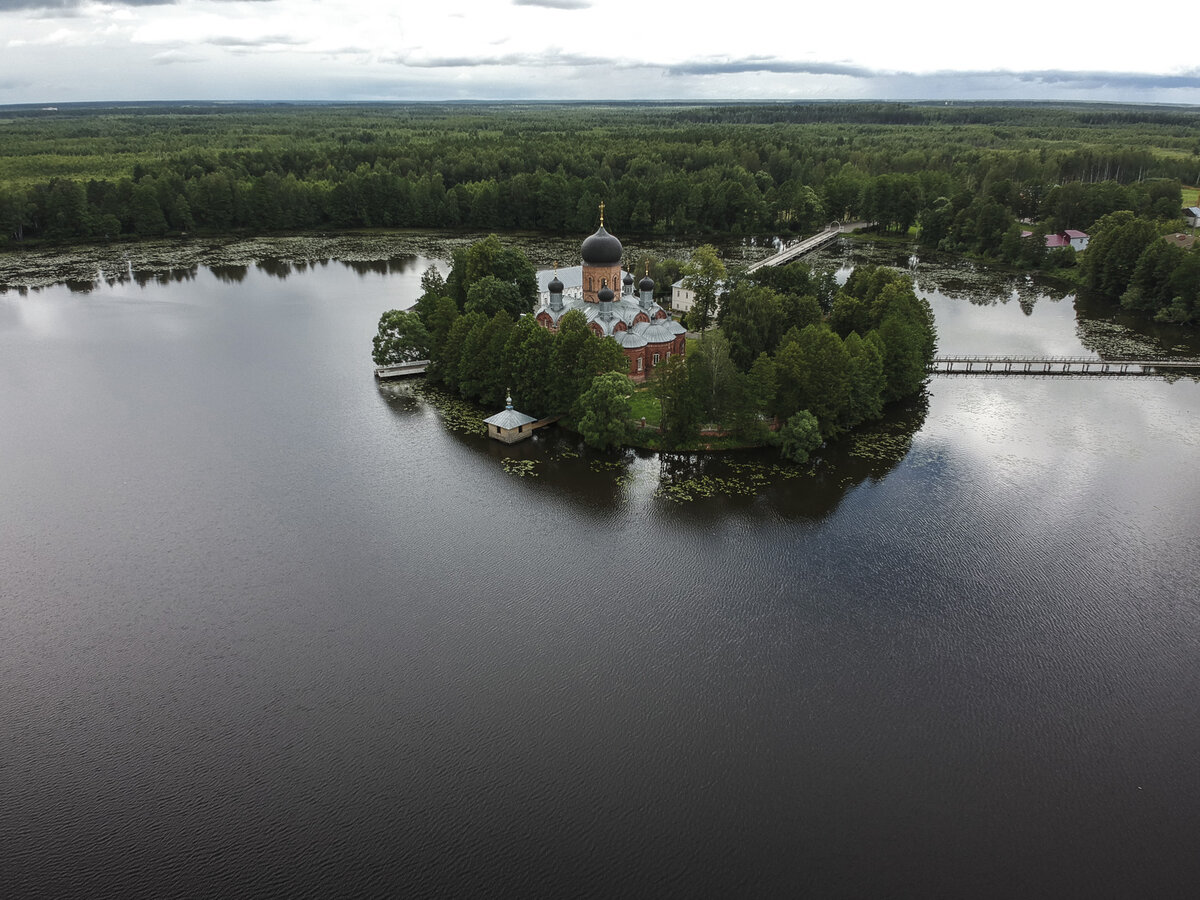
2 0 1199 105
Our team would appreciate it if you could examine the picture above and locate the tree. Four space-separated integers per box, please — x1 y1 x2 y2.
436 310 486 390
457 312 513 406
465 274 525 318
1082 212 1161 298
651 354 703 447
682 244 726 334
777 411 822 463
729 352 777 443
503 315 556 419
843 331 885 428
576 372 634 451
719 282 784 370
446 234 537 310
551 309 627 415
687 331 739 424
372 309 430 366
774 324 852 435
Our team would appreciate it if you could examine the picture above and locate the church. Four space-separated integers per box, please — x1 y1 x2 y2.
534 208 686 383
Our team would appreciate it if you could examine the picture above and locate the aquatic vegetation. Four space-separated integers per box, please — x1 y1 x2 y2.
411 382 487 436
847 429 915 463
500 458 538 477
655 461 804 503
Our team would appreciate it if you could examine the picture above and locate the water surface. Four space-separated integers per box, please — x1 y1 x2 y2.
2 242 1199 898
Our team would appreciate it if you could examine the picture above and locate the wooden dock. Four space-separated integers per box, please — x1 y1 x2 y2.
929 356 1200 376
374 360 430 380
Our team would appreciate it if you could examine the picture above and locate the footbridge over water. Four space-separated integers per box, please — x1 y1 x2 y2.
746 222 866 273
929 356 1200 377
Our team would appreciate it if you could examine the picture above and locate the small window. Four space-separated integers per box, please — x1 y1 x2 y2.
653 353 660 365
637 358 643 371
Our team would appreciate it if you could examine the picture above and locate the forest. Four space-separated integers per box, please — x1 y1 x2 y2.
2 100 1199 320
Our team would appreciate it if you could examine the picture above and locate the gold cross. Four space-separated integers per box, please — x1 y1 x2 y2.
599 201 605 226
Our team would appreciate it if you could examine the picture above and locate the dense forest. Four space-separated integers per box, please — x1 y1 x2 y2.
2 101 1198 320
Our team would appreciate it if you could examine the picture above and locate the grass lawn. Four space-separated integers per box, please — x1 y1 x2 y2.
629 387 661 427
1183 187 1200 208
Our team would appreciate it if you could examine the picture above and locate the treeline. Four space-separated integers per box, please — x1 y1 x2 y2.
373 236 937 455
2 102 1198 247
918 177 1184 264
648 263 936 457
1080 212 1200 323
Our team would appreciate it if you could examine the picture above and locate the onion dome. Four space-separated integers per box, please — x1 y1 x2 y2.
598 284 615 303
548 274 564 294
582 225 623 265
639 273 655 292
623 271 634 286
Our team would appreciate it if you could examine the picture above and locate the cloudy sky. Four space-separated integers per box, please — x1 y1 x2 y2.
2 0 1198 105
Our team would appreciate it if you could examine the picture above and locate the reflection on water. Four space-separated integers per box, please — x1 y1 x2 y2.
381 378 930 520
3 238 1200 898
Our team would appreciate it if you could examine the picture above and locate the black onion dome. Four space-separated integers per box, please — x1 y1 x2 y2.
598 285 615 302
639 274 655 292
623 271 634 285
581 225 623 265
548 274 564 293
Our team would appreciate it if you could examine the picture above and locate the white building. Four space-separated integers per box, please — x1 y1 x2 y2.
671 278 726 315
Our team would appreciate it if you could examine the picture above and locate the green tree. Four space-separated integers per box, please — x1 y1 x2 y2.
371 309 430 366
465 274 525 318
843 330 886 428
446 234 537 310
777 410 822 463
687 330 739 424
576 372 634 451
651 354 703 447
436 310 486 390
551 309 627 414
457 312 513 406
682 244 726 334
729 352 777 442
774 324 852 435
503 315 556 418
719 282 784 370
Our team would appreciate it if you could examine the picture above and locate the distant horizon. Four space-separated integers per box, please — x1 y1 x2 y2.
4 98 1200 111
4 0 1199 108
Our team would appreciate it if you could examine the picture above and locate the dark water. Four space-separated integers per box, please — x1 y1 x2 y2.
3 246 1200 898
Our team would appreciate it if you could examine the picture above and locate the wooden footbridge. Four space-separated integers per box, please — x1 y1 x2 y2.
746 222 862 273
929 356 1200 376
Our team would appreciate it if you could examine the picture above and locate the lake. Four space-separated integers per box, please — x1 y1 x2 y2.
2 236 1199 898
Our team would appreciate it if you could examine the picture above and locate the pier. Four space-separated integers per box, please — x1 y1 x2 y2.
929 356 1200 377
374 360 430 379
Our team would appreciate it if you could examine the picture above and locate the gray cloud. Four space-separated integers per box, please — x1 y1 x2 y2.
662 56 1200 94
512 0 591 8
0 0 274 9
390 51 609 69
1007 68 1200 90
664 57 877 78
207 34 306 48
375 50 1200 99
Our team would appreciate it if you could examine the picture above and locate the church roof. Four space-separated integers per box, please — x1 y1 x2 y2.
581 225 623 264
484 407 537 429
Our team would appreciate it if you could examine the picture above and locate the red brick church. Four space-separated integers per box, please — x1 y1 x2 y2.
534 208 686 382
